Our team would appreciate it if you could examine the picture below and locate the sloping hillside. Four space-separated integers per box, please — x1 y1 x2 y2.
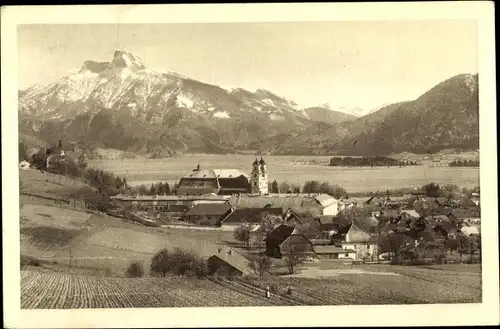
267 74 479 155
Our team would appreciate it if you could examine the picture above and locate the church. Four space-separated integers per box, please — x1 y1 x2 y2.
175 158 269 196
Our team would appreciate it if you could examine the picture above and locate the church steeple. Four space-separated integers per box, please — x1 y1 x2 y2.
251 157 268 195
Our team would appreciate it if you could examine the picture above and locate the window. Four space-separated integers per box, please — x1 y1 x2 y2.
345 253 349 257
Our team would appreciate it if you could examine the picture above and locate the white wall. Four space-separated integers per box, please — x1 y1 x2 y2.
322 203 339 216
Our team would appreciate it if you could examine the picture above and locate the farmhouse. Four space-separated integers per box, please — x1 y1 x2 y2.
433 221 458 240
183 203 234 225
264 224 314 258
460 225 481 237
229 193 341 217
206 247 252 276
330 221 378 260
19 160 31 170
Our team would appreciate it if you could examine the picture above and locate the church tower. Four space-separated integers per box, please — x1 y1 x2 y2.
251 157 268 195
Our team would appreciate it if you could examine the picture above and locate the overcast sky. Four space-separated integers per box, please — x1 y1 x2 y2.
18 21 477 110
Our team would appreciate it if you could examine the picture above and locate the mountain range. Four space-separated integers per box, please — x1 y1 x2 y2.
18 50 479 157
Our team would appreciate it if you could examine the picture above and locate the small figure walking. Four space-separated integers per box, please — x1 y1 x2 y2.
286 285 292 296
265 286 271 299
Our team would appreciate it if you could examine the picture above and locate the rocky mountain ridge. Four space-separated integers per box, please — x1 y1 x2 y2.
19 50 479 156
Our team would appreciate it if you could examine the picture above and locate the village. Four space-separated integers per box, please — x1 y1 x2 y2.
106 157 482 276
17 141 483 308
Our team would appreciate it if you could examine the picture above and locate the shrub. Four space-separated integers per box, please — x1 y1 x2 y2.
20 255 41 268
150 248 170 277
150 248 209 277
125 261 145 278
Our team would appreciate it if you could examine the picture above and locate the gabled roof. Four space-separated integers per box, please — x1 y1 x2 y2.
314 194 338 207
461 226 480 236
220 207 282 224
402 209 420 218
433 221 458 234
265 224 296 245
345 221 373 243
207 248 252 275
185 203 233 216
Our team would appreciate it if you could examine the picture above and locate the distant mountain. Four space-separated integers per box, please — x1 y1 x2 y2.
337 73 479 155
303 107 357 125
267 74 479 155
18 51 479 157
18 50 313 156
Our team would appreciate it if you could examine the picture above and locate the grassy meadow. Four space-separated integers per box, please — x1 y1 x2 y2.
88 154 480 193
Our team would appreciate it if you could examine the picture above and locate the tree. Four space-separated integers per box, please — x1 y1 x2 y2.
423 183 440 198
379 233 410 261
270 180 279 194
458 235 470 263
302 180 321 194
300 220 320 239
282 237 307 274
150 248 170 277
259 214 283 240
31 149 47 170
164 182 171 195
149 183 157 195
248 254 272 276
19 142 29 162
233 224 251 246
125 261 145 278
278 181 291 194
444 237 460 255
291 184 301 194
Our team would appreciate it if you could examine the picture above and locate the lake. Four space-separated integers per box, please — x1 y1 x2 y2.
88 154 480 194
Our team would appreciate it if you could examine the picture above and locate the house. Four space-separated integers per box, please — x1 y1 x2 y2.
432 220 458 240
460 225 481 237
176 166 252 196
183 203 234 225
217 207 283 229
330 221 378 260
282 208 303 226
401 209 420 219
264 224 314 258
206 247 252 276
19 160 31 170
314 245 356 259
228 193 341 217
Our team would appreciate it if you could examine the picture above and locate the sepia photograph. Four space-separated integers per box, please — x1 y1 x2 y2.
2 2 498 328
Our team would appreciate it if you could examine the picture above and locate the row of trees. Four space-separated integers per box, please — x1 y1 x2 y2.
328 156 418 167
129 181 172 196
449 159 480 167
268 180 348 199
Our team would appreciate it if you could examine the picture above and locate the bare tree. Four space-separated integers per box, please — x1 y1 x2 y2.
282 237 307 274
233 224 251 246
248 254 272 276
